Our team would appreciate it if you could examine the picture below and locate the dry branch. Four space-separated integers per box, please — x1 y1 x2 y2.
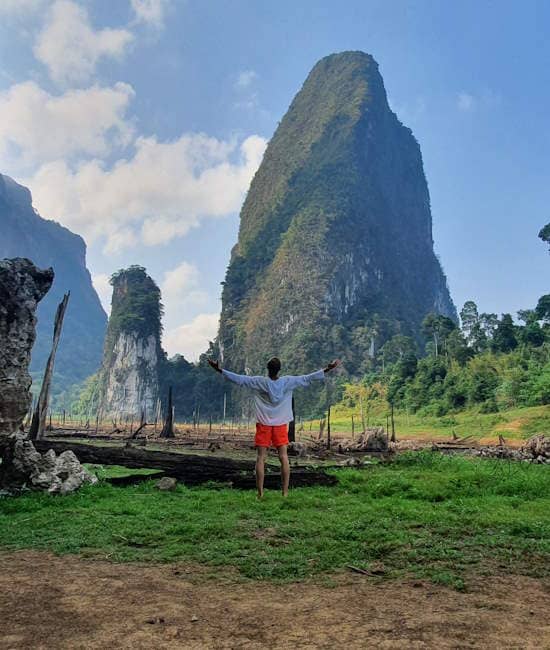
29 292 70 440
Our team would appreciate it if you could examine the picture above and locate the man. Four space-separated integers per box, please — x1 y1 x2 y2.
208 357 340 498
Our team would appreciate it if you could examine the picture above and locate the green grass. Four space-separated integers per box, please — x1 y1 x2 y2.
304 404 550 443
1 453 549 589
84 464 164 480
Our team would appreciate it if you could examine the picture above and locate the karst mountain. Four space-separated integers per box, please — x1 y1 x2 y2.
218 51 456 384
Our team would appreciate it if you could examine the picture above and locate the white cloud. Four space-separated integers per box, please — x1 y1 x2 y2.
388 95 426 124
457 92 475 112
131 0 170 28
0 0 47 15
27 133 267 252
457 90 502 113
163 312 220 361
34 0 133 85
236 69 257 89
92 273 112 314
0 81 134 168
162 261 206 306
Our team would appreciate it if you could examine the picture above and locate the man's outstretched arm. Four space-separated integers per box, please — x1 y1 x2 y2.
208 359 263 389
288 360 341 389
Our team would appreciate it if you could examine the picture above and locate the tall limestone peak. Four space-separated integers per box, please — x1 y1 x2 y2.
0 173 107 397
97 266 163 420
219 51 456 382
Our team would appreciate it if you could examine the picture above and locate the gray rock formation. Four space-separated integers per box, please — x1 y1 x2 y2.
0 257 96 492
0 173 107 398
218 51 456 385
101 331 160 418
98 266 162 420
156 476 177 491
4 434 97 493
0 258 53 435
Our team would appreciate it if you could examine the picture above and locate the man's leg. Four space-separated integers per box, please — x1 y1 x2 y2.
255 446 268 498
277 445 290 497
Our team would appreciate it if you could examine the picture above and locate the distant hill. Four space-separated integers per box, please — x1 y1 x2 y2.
0 173 107 400
218 51 456 407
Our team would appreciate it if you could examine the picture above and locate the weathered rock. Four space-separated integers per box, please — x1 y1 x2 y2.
460 435 549 464
0 258 96 493
340 456 363 466
523 434 549 459
98 267 162 420
287 441 308 457
0 258 53 436
20 442 97 493
356 427 389 452
156 476 177 491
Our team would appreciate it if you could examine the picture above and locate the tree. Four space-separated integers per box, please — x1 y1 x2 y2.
539 223 550 252
517 309 538 325
479 313 499 341
459 301 488 352
535 295 550 324
422 313 457 357
445 329 473 364
387 351 417 405
491 314 518 353
378 335 416 369
460 300 479 340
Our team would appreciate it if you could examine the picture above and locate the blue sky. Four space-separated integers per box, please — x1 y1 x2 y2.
1 0 548 359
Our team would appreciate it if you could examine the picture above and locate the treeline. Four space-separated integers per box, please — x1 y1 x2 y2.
362 294 550 416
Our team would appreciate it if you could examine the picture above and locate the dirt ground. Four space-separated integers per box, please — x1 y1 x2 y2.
1 551 548 649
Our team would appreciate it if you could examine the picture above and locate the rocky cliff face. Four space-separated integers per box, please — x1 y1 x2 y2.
0 173 107 397
97 266 162 420
218 51 456 384
0 258 53 436
0 258 96 493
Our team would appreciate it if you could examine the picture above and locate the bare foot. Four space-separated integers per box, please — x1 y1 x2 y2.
257 492 264 500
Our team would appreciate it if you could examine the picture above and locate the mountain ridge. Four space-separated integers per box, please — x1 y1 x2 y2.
218 51 456 402
0 173 107 399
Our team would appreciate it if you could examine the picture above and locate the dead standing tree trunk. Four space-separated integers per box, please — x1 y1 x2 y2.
159 386 175 439
288 396 296 443
29 292 70 441
131 408 147 439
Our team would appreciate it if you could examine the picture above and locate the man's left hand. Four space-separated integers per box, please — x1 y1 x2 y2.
324 359 341 373
208 359 222 373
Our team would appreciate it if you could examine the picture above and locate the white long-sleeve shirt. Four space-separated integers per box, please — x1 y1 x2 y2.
222 369 325 426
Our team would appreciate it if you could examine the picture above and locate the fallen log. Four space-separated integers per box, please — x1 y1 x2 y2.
33 440 338 488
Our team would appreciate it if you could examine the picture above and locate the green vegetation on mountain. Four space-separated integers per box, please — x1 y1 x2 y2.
218 52 455 412
325 293 550 436
106 266 163 344
0 173 106 403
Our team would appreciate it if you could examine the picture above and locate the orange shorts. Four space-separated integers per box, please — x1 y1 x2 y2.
255 423 289 448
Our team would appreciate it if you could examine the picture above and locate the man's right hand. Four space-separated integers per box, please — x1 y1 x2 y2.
208 359 222 373
324 359 341 373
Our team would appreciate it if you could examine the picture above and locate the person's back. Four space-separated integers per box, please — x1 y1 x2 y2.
208 356 340 497
220 369 325 426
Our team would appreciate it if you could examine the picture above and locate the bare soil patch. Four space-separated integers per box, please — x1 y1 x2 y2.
1 551 549 649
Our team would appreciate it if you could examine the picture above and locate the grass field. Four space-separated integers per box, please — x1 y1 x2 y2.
303 404 550 444
1 453 549 590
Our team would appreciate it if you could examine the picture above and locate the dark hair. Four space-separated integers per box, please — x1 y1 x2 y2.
267 357 281 377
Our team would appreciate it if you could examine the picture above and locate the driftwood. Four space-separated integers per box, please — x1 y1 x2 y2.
29 292 70 440
33 440 338 488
